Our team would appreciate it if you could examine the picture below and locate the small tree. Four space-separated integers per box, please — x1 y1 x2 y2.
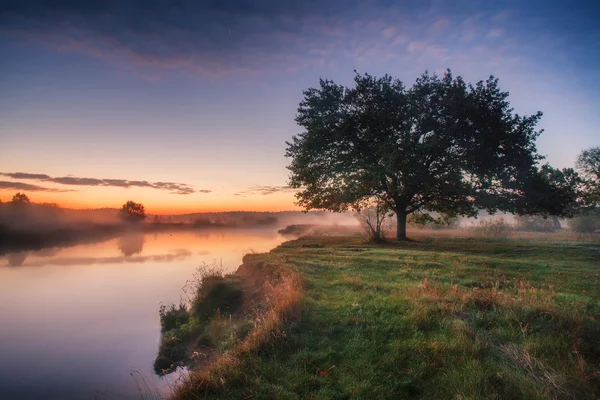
355 198 391 242
11 192 30 204
120 201 146 222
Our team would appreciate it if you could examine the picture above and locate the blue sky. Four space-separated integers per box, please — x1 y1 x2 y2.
0 0 598 212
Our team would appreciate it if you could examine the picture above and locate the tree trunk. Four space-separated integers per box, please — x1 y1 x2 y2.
396 209 407 240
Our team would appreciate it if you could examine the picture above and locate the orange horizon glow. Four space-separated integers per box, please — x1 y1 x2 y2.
0 188 301 214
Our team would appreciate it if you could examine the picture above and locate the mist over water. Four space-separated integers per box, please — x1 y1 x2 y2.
0 229 287 400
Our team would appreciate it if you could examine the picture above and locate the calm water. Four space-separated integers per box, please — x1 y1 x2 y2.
0 229 286 400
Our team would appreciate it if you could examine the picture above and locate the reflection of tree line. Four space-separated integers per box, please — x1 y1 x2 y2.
2 228 281 267
118 234 145 257
3 248 195 267
7 252 28 266
2 233 201 267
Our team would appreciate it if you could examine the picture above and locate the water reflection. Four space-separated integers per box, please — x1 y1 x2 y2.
7 251 28 266
0 229 286 400
118 234 145 257
4 249 194 268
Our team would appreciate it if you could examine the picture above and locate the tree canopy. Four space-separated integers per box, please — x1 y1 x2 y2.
11 192 30 204
286 70 571 239
576 146 600 207
567 146 600 233
120 200 146 222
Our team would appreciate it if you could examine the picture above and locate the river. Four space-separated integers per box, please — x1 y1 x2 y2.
0 229 287 400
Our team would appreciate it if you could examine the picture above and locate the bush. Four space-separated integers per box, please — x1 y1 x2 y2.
473 217 512 239
192 275 244 320
569 210 600 233
153 334 188 374
278 224 314 236
355 200 391 242
159 303 189 333
514 215 561 232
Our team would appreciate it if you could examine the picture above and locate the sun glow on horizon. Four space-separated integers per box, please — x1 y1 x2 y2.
0 187 300 214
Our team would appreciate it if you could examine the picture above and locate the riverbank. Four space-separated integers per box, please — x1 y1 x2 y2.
165 233 600 399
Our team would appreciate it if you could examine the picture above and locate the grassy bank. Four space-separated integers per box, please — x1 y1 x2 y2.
167 233 599 399
154 256 302 394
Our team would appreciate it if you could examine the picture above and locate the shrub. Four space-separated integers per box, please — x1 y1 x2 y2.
277 224 314 236
473 217 512 239
569 210 600 233
355 199 391 242
153 334 188 374
515 215 561 232
159 303 189 333
192 275 244 320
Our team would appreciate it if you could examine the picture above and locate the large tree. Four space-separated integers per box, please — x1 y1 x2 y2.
286 70 568 240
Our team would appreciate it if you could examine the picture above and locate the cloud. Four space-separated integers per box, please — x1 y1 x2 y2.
487 28 505 38
0 0 591 90
406 41 426 53
0 0 491 77
238 185 298 196
0 180 74 192
0 172 209 195
392 34 409 45
382 26 396 38
0 0 370 76
429 17 450 37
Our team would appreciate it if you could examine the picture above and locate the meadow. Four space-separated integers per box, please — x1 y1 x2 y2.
162 230 600 399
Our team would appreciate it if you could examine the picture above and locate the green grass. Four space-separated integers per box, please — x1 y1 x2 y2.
154 269 252 375
175 235 600 399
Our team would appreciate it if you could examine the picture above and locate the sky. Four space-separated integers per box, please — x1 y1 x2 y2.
0 0 598 213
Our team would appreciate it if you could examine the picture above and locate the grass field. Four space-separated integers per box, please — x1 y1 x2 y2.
172 233 600 399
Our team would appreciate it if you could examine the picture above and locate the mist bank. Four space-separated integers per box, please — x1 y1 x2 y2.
0 203 357 253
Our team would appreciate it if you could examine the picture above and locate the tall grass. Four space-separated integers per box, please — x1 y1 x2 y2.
153 255 303 398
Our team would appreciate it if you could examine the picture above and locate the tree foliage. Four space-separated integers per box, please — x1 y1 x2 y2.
567 147 600 233
576 146 600 207
120 200 146 222
515 164 582 218
286 70 565 239
408 211 459 230
11 192 30 204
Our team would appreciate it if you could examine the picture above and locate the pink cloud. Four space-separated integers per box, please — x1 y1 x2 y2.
487 28 506 39
393 34 409 45
429 17 450 37
407 41 426 53
382 26 396 38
